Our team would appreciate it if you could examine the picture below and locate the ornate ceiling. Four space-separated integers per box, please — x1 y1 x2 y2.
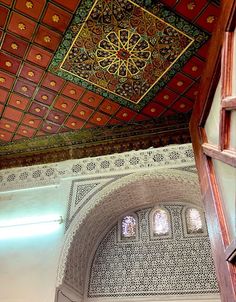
0 0 220 168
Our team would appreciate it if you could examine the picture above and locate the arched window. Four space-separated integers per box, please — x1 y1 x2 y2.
153 208 170 236
121 215 137 238
186 208 204 234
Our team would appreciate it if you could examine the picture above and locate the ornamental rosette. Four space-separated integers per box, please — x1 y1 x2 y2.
96 29 151 77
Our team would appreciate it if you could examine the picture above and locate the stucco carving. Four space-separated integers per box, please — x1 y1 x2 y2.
57 169 201 294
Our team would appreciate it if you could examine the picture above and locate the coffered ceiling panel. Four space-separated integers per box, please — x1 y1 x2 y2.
0 0 220 167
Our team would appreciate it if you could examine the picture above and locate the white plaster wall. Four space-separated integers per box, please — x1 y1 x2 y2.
0 180 71 302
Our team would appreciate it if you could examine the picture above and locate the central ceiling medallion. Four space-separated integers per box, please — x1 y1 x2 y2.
50 0 208 109
96 30 151 78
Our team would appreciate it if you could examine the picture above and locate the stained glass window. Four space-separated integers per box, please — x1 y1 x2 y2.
186 208 204 234
121 215 136 238
153 208 169 235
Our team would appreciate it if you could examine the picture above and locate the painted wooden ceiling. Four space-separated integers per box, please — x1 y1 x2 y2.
0 0 220 166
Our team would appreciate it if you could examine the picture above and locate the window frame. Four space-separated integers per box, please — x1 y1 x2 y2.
182 206 207 238
149 206 171 240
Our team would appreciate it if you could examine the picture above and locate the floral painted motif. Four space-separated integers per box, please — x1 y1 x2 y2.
59 0 193 104
50 0 209 109
96 30 151 77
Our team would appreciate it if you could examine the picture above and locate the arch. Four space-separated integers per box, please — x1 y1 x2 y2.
56 168 202 295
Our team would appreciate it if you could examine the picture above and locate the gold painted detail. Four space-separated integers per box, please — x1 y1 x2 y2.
52 14 60 23
71 122 76 126
96 30 151 77
50 80 56 86
61 103 67 108
11 43 18 50
25 1 33 9
69 89 76 95
35 107 41 112
35 54 42 60
207 16 215 24
42 95 48 100
44 36 51 43
187 2 196 10
163 95 169 100
177 81 183 87
16 100 21 105
21 86 28 92
5 124 10 128
28 71 35 77
29 120 35 125
5 61 12 67
191 65 198 71
18 23 26 30
0 77 6 83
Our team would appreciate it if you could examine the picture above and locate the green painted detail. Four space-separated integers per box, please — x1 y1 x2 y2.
49 0 209 111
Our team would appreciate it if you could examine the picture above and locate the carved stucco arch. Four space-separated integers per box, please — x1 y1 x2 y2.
56 168 202 295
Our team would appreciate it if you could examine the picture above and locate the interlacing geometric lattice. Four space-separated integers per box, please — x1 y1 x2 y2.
88 205 219 297
96 30 151 77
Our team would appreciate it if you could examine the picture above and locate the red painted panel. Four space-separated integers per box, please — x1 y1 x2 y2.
195 4 220 33
41 72 65 92
14 0 46 20
99 99 120 115
17 125 36 137
51 0 79 12
34 25 62 51
171 97 193 112
42 3 72 33
0 5 9 28
8 93 30 110
0 71 15 89
46 109 67 124
34 88 56 106
1 33 28 57
14 79 36 98
72 103 93 120
8 12 37 40
175 0 207 21
0 129 13 142
64 116 84 130
0 52 21 74
26 45 53 68
153 88 179 106
53 95 75 113
0 118 18 131
80 91 103 108
3 107 23 122
116 108 136 121
0 88 9 104
62 82 84 100
142 102 165 117
89 111 110 126
20 63 44 83
21 113 42 128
